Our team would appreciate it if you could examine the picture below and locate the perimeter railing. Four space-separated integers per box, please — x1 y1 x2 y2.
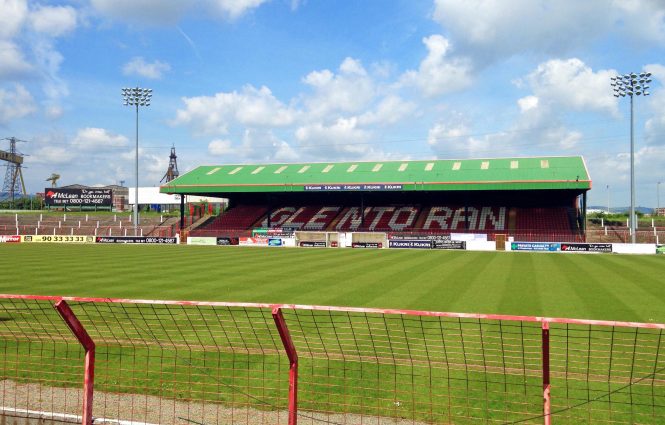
0 295 663 424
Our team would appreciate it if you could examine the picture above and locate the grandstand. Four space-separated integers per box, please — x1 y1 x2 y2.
0 213 177 237
161 156 591 242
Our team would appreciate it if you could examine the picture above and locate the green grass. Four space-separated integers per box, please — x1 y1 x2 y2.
1 245 664 423
0 244 664 322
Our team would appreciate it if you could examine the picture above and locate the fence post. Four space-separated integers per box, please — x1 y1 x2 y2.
542 321 551 425
54 300 95 425
272 307 298 425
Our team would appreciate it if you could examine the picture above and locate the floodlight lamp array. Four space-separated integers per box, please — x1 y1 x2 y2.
611 72 652 97
122 87 153 106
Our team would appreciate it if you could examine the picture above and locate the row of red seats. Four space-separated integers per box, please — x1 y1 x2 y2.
194 204 580 235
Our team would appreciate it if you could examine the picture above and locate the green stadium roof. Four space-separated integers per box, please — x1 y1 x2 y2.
160 156 591 195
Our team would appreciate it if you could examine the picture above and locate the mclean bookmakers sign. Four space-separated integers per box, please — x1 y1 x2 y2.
45 188 112 207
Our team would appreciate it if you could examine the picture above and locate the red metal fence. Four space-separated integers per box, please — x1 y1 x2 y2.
0 295 663 424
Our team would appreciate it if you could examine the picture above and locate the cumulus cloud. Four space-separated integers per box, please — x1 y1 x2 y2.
208 139 233 156
29 5 77 37
122 57 171 79
90 0 268 25
302 57 376 118
0 84 36 124
31 145 76 165
210 0 270 19
71 127 129 150
295 117 373 156
432 0 665 63
90 0 193 25
171 56 422 162
0 3 75 113
520 58 617 115
209 130 298 162
0 0 28 39
426 63 593 160
0 40 33 78
426 119 495 157
172 85 297 135
357 95 416 126
398 35 472 97
644 64 665 146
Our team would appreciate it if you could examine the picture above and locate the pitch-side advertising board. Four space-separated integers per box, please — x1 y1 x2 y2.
22 235 95 243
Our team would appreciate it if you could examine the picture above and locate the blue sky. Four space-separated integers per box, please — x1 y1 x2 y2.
2 0 665 208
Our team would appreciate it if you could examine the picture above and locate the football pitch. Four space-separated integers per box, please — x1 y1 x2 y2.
1 244 664 323
1 244 665 424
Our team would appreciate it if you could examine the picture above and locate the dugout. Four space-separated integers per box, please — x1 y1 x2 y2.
159 156 591 239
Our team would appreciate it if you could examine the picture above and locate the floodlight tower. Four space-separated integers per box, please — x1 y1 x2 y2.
122 87 152 235
610 72 651 243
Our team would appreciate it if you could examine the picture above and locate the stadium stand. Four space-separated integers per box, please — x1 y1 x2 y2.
159 156 591 242
189 203 583 241
0 214 175 237
198 205 268 231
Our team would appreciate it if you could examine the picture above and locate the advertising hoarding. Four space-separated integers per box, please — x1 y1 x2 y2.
22 235 94 243
44 188 113 207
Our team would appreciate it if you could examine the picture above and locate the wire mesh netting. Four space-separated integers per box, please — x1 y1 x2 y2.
69 301 290 425
0 296 664 425
282 309 544 424
0 297 85 424
548 323 665 424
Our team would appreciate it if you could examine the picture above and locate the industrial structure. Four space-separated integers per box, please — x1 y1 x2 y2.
161 146 180 183
0 137 27 207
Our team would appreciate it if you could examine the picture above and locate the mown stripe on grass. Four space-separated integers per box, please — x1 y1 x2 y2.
544 253 642 322
1 245 664 323
496 252 543 317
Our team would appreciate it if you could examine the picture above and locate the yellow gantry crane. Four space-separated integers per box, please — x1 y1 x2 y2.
46 173 60 188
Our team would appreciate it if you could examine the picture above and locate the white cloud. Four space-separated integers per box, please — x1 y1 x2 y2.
432 0 665 62
29 5 77 37
122 57 171 79
427 120 492 157
44 104 64 120
521 58 618 115
209 130 298 162
31 39 68 100
357 95 416 126
209 0 270 19
0 40 33 78
172 85 297 135
0 84 36 124
0 0 28 39
295 117 372 156
399 35 472 97
31 145 76 165
208 139 233 155
644 63 665 146
91 0 268 25
302 57 375 118
71 127 129 150
90 0 193 25
517 95 538 113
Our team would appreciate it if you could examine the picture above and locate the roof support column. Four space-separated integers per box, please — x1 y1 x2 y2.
180 194 185 230
360 193 365 229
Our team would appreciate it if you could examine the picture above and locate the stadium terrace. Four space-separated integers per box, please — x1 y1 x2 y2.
160 155 591 242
